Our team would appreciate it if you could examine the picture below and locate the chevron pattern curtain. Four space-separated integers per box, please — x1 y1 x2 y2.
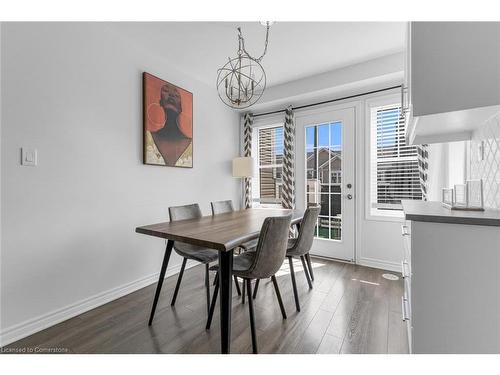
282 106 296 210
243 113 253 209
416 144 429 201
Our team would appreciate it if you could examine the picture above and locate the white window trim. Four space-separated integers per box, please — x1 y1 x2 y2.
364 94 421 222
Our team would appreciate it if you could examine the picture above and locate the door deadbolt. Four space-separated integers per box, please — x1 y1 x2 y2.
346 183 352 189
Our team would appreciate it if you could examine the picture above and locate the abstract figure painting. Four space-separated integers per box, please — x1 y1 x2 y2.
143 72 193 167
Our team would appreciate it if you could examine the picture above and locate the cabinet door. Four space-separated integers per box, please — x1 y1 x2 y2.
411 22 500 116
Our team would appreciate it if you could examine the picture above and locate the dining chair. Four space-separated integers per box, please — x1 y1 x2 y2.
206 214 292 354
284 205 321 312
166 204 219 316
210 200 258 297
251 206 320 308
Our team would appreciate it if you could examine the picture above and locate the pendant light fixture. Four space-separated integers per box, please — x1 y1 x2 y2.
216 22 273 109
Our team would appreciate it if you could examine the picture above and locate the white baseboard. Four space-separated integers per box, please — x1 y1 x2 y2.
310 253 401 273
357 257 402 273
0 261 197 347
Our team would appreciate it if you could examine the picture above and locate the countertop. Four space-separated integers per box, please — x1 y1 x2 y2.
402 200 500 227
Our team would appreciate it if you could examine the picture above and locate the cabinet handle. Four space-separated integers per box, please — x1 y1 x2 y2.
401 297 410 321
400 85 409 115
402 261 410 278
401 225 410 236
400 85 405 118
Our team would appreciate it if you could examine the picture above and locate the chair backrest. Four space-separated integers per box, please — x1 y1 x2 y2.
211 200 234 215
169 203 202 222
290 205 321 256
244 214 292 279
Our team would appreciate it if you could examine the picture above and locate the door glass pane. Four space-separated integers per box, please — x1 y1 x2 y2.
305 121 343 241
306 127 316 149
318 124 329 147
330 194 342 240
317 216 330 239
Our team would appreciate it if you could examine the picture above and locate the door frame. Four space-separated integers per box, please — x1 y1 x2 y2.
294 102 357 262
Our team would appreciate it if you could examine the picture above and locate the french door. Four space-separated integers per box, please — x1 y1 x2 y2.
295 106 355 261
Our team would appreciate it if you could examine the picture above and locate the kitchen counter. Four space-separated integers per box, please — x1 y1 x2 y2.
402 200 500 227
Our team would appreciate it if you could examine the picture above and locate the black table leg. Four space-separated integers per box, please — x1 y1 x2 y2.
148 240 174 325
218 249 234 354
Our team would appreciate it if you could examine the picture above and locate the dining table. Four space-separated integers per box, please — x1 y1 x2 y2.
135 207 304 354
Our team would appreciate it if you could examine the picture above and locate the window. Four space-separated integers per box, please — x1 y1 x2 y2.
257 125 284 205
370 103 422 216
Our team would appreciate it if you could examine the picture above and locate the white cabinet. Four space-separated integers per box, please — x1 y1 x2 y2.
402 200 500 353
405 22 500 145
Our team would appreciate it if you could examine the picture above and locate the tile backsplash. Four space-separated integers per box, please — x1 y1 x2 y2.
469 111 500 209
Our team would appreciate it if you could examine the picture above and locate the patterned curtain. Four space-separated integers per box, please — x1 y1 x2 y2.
416 144 429 201
243 113 253 209
282 106 296 210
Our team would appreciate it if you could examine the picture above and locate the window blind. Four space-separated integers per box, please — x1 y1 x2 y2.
370 104 422 212
258 125 284 203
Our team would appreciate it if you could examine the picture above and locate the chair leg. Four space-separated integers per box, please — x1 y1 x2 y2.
305 253 314 281
288 256 300 312
271 275 287 319
213 271 218 286
252 279 260 299
171 257 187 306
206 280 219 330
246 279 258 354
234 275 242 296
205 263 211 315
242 278 246 304
300 255 313 289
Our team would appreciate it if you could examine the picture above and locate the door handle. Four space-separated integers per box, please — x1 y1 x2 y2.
346 194 353 200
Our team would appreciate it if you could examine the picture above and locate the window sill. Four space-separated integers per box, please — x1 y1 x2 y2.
365 210 405 223
252 203 283 209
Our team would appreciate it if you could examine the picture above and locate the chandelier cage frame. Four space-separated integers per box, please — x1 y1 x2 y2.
216 22 272 109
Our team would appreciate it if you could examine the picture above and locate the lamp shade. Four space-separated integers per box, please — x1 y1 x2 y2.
232 157 254 178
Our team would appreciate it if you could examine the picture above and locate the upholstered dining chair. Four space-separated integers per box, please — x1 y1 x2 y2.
206 214 292 354
284 205 320 311
210 200 259 297
166 203 243 309
250 206 320 309
165 203 219 317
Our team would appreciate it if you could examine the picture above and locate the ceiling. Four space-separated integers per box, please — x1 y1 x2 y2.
107 22 406 87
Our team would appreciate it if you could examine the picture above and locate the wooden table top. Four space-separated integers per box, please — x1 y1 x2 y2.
136 208 304 252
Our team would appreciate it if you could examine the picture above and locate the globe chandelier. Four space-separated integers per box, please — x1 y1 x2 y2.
216 22 273 109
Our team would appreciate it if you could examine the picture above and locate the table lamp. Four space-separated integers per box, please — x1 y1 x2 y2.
233 157 254 208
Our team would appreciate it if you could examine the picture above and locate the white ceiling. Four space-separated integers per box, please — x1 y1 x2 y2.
107 22 406 87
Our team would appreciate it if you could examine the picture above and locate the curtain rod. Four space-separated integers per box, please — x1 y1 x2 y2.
252 84 402 118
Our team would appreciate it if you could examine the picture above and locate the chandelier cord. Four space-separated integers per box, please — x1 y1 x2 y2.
237 23 270 63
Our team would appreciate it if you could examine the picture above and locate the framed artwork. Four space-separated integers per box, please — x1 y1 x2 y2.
143 72 193 168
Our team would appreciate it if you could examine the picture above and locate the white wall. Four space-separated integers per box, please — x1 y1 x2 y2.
251 52 404 113
0 23 239 345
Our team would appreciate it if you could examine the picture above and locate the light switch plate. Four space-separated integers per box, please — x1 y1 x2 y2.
21 148 37 166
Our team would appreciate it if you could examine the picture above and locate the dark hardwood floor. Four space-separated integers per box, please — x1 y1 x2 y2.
5 258 408 354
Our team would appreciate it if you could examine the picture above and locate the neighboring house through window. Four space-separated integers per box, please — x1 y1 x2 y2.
257 125 284 205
